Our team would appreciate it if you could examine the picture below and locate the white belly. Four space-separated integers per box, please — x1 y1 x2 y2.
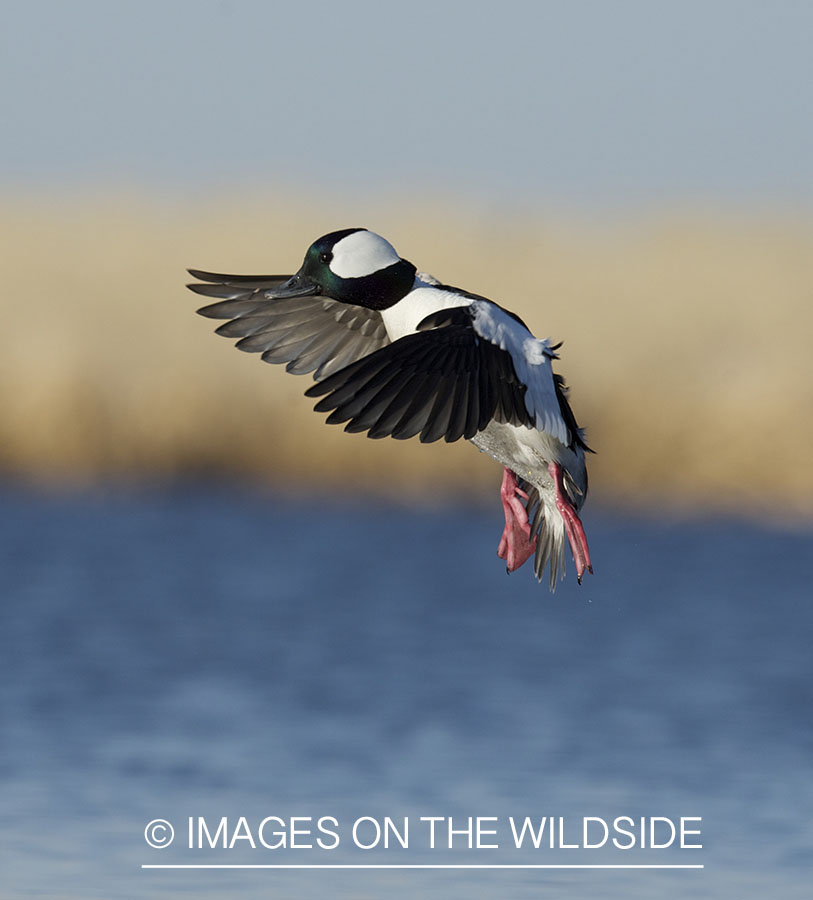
471 420 587 510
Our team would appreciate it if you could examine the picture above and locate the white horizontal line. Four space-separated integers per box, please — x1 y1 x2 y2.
141 863 704 870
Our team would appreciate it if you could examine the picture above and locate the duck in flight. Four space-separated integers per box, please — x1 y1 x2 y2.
188 228 593 590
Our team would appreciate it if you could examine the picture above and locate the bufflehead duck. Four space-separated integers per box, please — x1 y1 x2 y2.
189 227 593 590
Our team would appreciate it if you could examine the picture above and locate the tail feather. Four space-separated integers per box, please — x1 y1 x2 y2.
518 477 566 592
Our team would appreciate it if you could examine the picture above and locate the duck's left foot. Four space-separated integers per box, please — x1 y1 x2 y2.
548 461 593 583
497 467 537 573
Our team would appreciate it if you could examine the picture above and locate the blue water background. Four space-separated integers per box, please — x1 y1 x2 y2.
1 483 811 898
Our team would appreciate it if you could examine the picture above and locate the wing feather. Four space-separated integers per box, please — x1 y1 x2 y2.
470 300 573 447
190 271 390 379
304 322 533 442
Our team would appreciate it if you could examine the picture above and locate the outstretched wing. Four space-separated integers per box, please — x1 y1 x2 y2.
304 315 534 444
189 269 390 380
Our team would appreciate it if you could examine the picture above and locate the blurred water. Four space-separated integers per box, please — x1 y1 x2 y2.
0 483 811 899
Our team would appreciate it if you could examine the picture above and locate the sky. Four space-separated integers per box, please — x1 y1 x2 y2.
2 0 812 212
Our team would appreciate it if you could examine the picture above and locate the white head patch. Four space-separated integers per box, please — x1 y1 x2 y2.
329 230 401 279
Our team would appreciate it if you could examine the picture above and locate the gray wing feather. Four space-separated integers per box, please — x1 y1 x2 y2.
190 270 390 380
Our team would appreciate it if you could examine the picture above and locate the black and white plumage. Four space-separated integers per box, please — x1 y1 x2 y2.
189 227 593 589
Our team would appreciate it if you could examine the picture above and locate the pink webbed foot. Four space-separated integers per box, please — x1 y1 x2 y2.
496 467 537 573
547 461 593 583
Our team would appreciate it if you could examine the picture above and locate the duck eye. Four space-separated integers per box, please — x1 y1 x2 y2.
319 251 333 264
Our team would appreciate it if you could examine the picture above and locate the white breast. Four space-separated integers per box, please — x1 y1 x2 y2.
380 279 473 342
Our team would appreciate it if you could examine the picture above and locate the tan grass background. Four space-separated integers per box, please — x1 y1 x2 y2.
2 192 811 520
